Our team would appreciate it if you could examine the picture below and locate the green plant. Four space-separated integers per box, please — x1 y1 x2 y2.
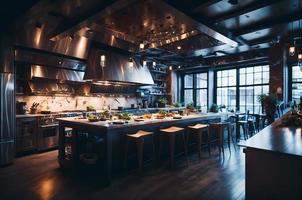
186 102 195 110
173 102 181 107
157 97 167 104
118 112 131 120
257 93 278 124
158 110 168 115
257 94 278 107
209 104 219 113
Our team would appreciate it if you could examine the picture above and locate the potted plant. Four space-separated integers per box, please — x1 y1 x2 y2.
257 94 278 124
209 103 219 113
157 97 167 108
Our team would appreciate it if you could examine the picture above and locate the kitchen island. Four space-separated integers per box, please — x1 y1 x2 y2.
239 113 302 199
57 113 222 183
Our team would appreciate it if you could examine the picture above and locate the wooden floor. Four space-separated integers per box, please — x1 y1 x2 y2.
0 146 245 200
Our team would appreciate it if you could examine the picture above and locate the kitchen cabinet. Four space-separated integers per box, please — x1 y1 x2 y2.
16 117 37 153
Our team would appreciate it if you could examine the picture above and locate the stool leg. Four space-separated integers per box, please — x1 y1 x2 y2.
151 135 156 166
124 137 129 169
159 134 163 162
137 138 144 174
181 132 189 166
169 134 176 168
186 128 190 150
207 128 211 157
197 131 202 159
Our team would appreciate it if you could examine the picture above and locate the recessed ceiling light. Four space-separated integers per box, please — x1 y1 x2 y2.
177 46 182 50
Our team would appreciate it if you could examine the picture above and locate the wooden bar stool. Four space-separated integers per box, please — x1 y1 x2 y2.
124 130 155 174
187 124 211 158
209 122 232 156
159 126 188 168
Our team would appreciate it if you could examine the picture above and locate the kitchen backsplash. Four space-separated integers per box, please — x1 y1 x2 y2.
16 95 141 112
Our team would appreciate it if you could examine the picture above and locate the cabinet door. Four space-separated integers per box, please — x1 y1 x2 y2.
16 118 37 152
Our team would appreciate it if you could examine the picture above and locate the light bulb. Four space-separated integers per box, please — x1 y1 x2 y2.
143 60 147 67
129 58 134 68
100 55 105 67
298 53 302 60
139 43 144 49
289 46 295 56
169 66 172 70
152 61 156 67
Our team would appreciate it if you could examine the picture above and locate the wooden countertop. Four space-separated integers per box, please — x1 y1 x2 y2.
57 113 223 130
239 113 302 157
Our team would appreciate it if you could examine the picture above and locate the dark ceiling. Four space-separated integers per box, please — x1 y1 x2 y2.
4 0 302 67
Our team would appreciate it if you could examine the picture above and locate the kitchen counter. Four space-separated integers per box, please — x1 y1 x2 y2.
239 112 302 199
239 115 302 157
57 112 222 130
57 112 223 184
16 114 46 118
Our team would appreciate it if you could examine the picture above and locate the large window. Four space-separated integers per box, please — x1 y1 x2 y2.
216 69 237 111
239 65 269 113
183 73 208 112
292 65 302 103
215 65 270 113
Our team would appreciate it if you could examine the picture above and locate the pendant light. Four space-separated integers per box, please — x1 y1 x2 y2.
100 55 106 67
143 60 147 67
129 57 134 68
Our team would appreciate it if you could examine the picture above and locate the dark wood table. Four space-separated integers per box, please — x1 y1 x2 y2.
57 113 222 183
239 113 302 199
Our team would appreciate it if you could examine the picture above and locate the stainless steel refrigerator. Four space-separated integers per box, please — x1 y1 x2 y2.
0 35 15 166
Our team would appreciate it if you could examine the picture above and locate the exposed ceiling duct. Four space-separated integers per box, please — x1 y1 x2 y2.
84 47 154 85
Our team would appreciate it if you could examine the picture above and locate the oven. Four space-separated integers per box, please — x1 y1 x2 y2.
37 124 59 151
37 114 61 151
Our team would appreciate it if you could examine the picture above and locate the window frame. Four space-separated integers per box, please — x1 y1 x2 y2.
181 72 209 110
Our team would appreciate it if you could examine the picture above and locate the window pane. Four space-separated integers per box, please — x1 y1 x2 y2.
184 74 193 88
229 69 237 86
196 73 207 88
196 89 207 112
184 89 193 105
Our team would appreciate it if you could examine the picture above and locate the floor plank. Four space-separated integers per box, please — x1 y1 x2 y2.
0 147 245 200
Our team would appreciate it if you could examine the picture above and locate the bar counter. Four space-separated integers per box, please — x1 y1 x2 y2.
239 113 302 199
57 113 222 183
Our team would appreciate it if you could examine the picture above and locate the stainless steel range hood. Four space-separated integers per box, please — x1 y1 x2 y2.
84 48 154 85
30 65 85 82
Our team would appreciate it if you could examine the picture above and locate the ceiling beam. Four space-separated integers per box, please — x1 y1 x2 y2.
191 0 222 13
49 0 138 41
212 0 284 23
234 10 302 36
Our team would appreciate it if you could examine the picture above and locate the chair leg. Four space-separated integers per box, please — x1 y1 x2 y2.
137 138 144 174
231 125 237 151
227 126 231 154
220 127 224 157
124 137 129 169
169 134 176 168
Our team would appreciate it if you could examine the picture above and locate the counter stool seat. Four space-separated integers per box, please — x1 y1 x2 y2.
159 126 188 168
187 124 211 158
124 130 155 174
161 126 184 133
127 130 154 138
